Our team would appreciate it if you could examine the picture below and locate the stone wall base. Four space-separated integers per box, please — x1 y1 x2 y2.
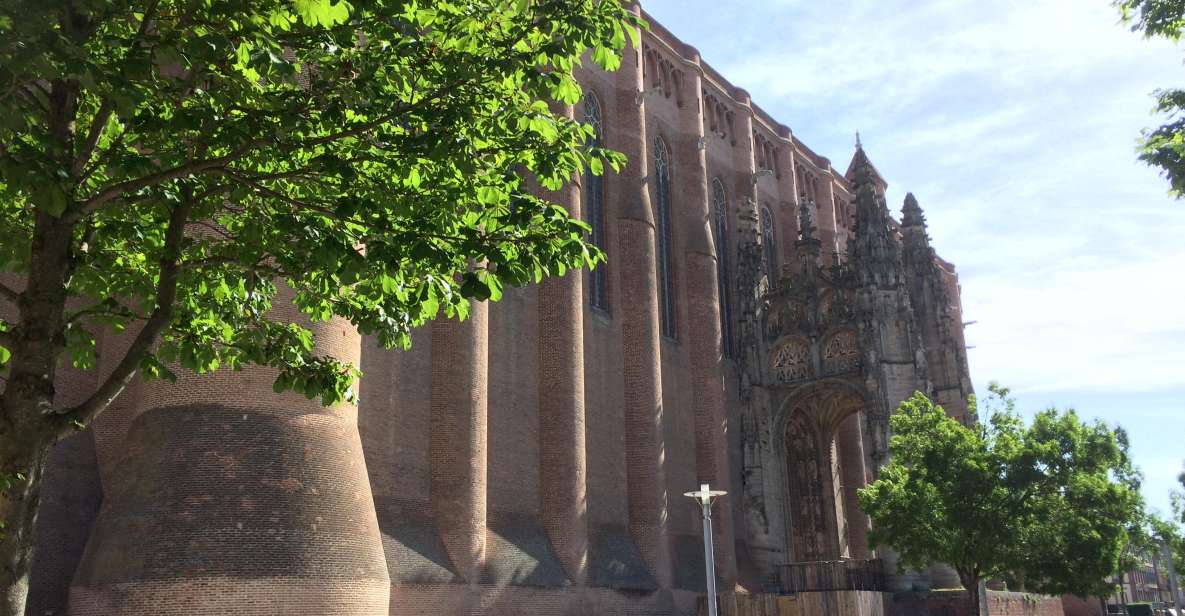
890 589 1064 616
708 589 1063 616
702 590 887 616
388 584 700 616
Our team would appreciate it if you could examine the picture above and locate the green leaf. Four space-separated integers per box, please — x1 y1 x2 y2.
292 0 351 26
33 183 68 217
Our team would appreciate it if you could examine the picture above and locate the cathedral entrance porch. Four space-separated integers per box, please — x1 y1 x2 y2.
776 382 873 566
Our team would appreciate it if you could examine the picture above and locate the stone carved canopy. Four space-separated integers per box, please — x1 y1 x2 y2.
759 255 863 392
765 300 807 339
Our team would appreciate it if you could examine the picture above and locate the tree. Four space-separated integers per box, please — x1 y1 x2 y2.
1116 0 1185 196
1169 460 1185 577
0 1 642 613
858 386 1144 615
1147 513 1184 579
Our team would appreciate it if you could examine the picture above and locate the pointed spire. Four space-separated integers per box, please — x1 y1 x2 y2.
900 192 935 266
794 197 822 277
901 192 926 228
845 135 887 190
798 199 816 241
850 147 902 289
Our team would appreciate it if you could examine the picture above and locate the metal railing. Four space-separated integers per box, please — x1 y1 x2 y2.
773 559 886 594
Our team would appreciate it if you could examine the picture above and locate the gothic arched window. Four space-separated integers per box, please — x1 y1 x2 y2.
761 205 778 285
654 136 677 338
583 93 609 313
711 178 734 356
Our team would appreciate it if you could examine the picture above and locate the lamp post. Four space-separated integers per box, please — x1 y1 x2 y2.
684 483 727 616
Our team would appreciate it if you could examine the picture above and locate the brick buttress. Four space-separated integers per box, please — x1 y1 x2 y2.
613 27 672 589
676 57 738 585
537 126 590 585
429 303 489 585
69 288 390 615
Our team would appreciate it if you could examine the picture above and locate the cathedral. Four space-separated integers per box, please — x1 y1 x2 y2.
25 6 980 616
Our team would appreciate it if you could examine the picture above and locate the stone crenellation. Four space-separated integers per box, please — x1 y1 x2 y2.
25 5 975 615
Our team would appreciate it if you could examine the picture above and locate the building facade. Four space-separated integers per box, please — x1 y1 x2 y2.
25 6 975 616
1112 542 1184 610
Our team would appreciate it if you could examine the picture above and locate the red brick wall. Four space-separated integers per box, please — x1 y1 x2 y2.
892 590 1066 616
1061 594 1106 616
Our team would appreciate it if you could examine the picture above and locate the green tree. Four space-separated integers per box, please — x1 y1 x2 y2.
0 1 641 613
1116 0 1185 196
1170 461 1185 576
1147 513 1184 578
858 386 1144 615
1176 459 1185 521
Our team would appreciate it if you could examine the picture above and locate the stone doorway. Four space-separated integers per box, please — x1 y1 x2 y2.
780 384 871 565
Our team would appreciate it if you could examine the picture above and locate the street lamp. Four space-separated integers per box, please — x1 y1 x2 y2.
684 483 727 616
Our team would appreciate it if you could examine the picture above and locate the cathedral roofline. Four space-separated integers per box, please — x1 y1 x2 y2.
634 5 960 273
638 6 839 180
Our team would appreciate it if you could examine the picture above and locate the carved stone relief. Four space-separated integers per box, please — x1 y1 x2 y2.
771 340 811 383
821 329 860 375
766 300 807 339
786 411 828 562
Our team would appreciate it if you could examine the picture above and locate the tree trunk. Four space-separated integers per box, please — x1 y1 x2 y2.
0 208 79 615
971 580 990 616
0 437 50 616
959 571 983 616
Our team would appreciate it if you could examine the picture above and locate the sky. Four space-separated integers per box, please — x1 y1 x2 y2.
640 0 1185 516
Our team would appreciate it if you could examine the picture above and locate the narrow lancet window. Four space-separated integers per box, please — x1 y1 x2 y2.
654 136 677 338
712 179 734 356
583 93 609 313
761 205 778 286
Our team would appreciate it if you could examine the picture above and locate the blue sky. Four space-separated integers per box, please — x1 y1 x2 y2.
640 0 1185 516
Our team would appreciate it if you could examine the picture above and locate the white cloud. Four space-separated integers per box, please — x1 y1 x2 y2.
964 251 1185 394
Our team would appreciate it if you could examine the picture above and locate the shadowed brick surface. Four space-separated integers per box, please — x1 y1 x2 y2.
480 511 568 588
25 430 103 616
73 405 387 581
69 404 389 613
376 500 460 585
587 524 659 592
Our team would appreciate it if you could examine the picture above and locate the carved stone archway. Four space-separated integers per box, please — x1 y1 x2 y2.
774 381 867 563
784 410 830 561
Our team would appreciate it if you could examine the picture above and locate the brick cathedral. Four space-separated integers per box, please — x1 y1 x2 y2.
26 7 978 616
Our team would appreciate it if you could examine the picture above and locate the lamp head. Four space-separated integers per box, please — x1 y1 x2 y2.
683 483 727 506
